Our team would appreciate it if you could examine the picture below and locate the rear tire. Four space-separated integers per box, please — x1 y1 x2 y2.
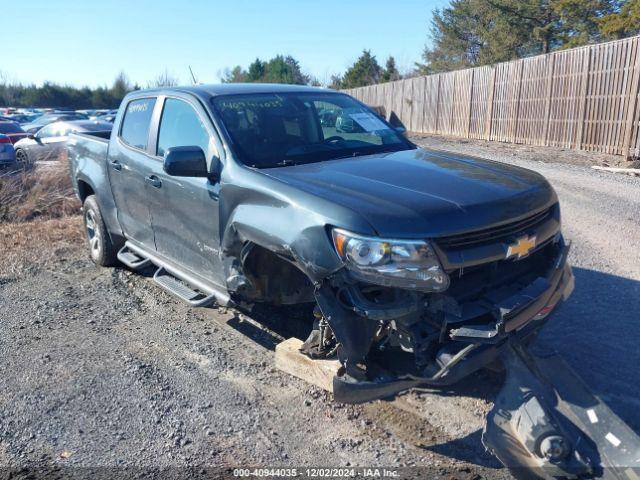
83 195 118 267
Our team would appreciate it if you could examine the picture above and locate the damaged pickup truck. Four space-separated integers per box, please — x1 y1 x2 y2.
68 84 640 478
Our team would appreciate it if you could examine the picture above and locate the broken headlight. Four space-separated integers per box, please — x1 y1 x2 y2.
332 228 450 292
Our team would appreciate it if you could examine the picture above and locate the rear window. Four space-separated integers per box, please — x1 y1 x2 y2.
0 122 24 134
119 98 156 150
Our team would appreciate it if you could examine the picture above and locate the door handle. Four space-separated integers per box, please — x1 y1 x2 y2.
145 175 162 188
110 160 122 171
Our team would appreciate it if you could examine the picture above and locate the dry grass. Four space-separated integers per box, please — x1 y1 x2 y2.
0 152 81 223
0 153 85 277
0 216 84 277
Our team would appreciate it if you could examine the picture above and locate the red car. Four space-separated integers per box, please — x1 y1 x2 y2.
0 121 28 144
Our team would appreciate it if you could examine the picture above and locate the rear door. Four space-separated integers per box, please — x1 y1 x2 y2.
146 95 225 286
107 97 158 249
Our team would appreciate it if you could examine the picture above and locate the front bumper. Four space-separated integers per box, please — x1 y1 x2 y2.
330 243 574 404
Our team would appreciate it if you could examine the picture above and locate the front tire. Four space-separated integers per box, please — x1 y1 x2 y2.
83 195 118 267
15 149 30 169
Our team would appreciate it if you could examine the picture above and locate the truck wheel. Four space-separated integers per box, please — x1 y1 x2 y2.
83 195 118 267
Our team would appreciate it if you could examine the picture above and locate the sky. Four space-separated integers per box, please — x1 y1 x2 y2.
3 0 449 88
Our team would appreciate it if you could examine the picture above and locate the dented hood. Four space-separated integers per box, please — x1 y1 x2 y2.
262 148 556 238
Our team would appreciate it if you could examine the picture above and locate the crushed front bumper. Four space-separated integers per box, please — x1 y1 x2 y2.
329 244 574 404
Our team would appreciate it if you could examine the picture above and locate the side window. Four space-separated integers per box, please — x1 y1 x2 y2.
119 98 156 150
36 124 55 139
157 98 210 157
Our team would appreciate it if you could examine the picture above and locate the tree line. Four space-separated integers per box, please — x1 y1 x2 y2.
223 0 640 88
0 72 137 109
2 0 639 107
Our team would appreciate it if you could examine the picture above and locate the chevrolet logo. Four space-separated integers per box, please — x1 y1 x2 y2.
506 235 537 259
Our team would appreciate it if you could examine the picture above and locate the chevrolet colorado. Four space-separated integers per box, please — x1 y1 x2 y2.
68 84 639 478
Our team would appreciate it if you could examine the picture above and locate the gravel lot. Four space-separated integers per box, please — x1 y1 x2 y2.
1 135 639 478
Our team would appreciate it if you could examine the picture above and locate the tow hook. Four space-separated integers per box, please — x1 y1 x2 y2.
483 339 640 479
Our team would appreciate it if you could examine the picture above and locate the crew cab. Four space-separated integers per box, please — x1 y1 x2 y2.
69 84 631 477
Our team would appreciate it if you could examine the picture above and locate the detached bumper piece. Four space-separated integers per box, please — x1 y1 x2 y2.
483 341 640 480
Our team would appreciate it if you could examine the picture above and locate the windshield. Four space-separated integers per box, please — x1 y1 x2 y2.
212 92 413 168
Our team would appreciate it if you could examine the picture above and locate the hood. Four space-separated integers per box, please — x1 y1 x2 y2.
262 148 556 238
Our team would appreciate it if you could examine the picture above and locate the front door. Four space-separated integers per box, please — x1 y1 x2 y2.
29 123 67 162
146 96 224 286
107 97 157 249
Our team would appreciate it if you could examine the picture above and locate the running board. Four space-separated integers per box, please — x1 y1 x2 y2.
117 246 152 270
153 266 218 307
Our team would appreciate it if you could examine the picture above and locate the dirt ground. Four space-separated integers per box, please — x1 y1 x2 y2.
1 136 639 479
0 217 507 479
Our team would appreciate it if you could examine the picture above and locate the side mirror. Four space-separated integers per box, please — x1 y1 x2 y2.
27 134 35 140
163 146 209 177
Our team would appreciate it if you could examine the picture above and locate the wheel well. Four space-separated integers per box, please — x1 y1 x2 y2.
77 180 95 203
241 243 315 305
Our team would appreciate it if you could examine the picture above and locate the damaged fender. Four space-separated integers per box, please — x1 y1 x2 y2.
484 340 640 479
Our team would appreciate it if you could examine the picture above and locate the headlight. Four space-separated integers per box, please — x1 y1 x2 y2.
332 228 449 292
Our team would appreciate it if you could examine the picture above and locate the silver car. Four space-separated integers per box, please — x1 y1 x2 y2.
14 120 112 165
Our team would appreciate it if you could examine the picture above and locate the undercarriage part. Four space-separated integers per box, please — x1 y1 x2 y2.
484 340 640 479
314 283 379 380
300 306 338 359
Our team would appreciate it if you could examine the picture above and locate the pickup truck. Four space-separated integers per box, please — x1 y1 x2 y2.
68 84 639 478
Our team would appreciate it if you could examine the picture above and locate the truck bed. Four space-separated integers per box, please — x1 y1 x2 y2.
71 130 111 142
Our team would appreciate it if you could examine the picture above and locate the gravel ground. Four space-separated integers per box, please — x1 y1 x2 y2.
1 136 639 479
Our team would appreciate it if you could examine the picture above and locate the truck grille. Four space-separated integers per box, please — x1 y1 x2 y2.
435 206 554 250
446 241 560 302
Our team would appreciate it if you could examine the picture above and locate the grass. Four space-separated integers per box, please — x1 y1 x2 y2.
0 152 81 223
0 216 84 277
0 153 84 277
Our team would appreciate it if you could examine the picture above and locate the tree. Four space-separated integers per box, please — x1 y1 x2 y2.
381 56 401 82
110 72 132 100
222 55 311 85
221 66 248 83
599 0 640 38
339 50 383 89
418 0 617 74
148 70 179 88
246 58 266 82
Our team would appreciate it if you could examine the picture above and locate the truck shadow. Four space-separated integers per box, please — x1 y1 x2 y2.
418 266 640 467
537 266 640 433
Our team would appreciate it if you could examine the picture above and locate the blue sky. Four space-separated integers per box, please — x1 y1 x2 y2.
4 0 449 88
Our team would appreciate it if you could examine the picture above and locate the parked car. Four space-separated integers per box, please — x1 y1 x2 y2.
14 120 112 165
96 113 117 123
0 133 16 167
0 121 28 144
67 84 639 477
9 113 41 124
21 113 89 134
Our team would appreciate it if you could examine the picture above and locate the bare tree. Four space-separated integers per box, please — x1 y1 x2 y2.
147 70 179 88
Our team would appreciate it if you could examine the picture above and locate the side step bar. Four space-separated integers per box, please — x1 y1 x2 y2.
153 266 218 307
119 241 231 307
117 246 152 270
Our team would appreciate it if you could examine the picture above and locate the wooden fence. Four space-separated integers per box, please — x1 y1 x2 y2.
344 35 640 159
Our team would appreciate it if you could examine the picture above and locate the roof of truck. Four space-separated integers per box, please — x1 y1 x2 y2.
135 83 334 99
